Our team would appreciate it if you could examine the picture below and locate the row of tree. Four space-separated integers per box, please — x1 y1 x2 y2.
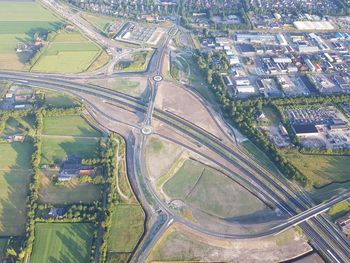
99 133 119 262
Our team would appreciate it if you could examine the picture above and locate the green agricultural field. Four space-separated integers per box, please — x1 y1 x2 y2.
0 142 33 235
115 50 154 72
163 159 267 218
279 149 350 188
31 223 94 263
41 115 102 164
81 13 115 33
108 205 144 253
43 115 101 137
0 1 61 70
41 137 100 165
0 142 33 170
39 173 101 204
31 31 108 73
43 90 78 108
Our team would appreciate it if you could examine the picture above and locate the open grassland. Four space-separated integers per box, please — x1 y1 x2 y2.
145 135 183 181
147 225 310 263
163 160 203 199
108 205 144 253
87 50 110 72
43 115 101 137
171 51 204 87
88 77 147 98
0 142 33 235
43 90 78 108
115 50 154 72
80 13 115 33
31 31 108 73
31 223 94 263
0 1 61 70
163 159 267 218
117 159 137 204
279 148 350 188
328 200 350 221
39 172 101 204
311 181 350 203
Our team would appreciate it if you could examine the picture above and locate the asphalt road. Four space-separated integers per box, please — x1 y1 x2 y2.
3 71 350 262
4 2 350 261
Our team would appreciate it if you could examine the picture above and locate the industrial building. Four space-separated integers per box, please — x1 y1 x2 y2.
235 33 277 44
293 124 319 137
293 21 334 31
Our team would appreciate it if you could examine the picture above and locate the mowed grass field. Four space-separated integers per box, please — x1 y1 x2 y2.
88 77 146 98
0 1 61 70
163 160 267 218
43 115 101 137
279 148 350 188
31 223 94 263
39 172 101 204
108 205 144 253
41 115 102 164
41 137 101 164
0 142 33 235
31 31 106 73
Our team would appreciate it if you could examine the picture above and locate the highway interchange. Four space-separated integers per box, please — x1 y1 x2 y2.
3 1 350 262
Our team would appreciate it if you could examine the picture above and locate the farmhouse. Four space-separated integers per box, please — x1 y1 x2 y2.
4 134 25 143
58 157 95 181
48 207 67 219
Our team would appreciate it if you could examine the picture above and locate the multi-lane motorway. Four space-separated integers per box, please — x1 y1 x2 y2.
2 70 350 262
4 1 350 261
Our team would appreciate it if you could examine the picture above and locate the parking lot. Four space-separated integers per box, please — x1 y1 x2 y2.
115 22 164 45
285 106 343 125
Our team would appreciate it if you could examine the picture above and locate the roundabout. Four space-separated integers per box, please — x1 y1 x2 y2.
141 126 153 135
153 75 163 82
